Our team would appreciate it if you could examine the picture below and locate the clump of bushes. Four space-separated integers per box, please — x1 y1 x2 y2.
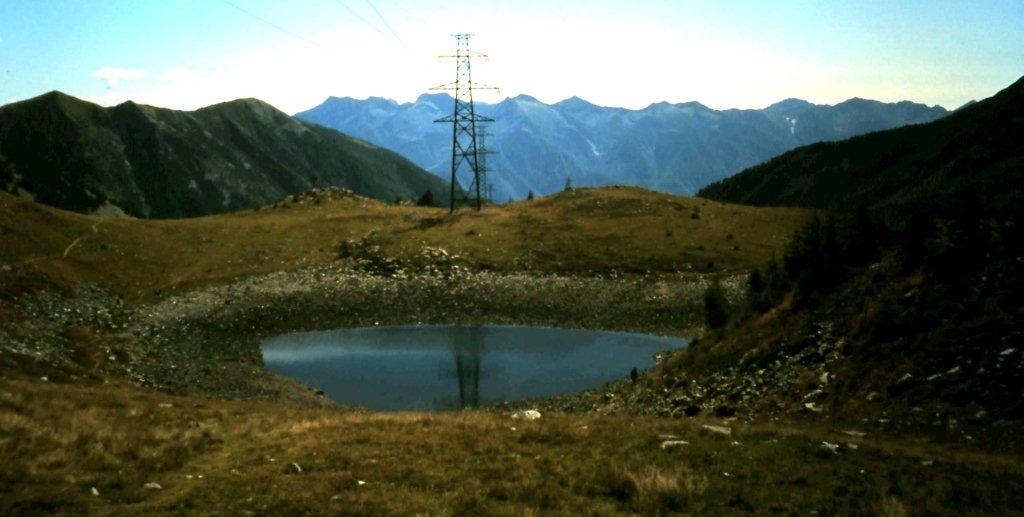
703 280 730 329
745 204 882 313
416 189 436 207
744 185 1022 318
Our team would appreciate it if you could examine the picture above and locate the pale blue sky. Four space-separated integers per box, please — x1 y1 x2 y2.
0 0 1021 113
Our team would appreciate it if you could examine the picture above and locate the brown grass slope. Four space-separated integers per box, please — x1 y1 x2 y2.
2 378 1022 514
3 182 1024 513
0 186 807 301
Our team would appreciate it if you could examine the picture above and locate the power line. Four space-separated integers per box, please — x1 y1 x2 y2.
219 0 334 53
364 0 410 51
332 0 387 37
220 0 407 55
433 0 454 23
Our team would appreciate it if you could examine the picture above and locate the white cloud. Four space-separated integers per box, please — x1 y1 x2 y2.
159 67 195 83
91 67 147 89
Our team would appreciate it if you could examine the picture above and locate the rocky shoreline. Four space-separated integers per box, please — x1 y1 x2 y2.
3 265 1020 452
1 265 744 406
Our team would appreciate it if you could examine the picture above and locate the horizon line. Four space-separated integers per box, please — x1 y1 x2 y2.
2 88 968 116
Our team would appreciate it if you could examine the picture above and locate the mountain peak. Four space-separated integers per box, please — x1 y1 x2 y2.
835 97 879 108
366 96 398 106
17 90 93 109
39 90 77 101
197 98 292 122
554 95 597 108
415 92 452 104
511 94 540 103
679 100 710 110
319 95 399 108
2 91 103 120
206 97 278 110
766 98 814 111
643 100 710 112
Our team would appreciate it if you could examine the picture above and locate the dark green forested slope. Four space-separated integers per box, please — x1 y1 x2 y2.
0 92 448 218
698 76 1023 211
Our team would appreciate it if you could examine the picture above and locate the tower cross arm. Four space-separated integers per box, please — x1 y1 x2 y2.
434 114 494 123
438 50 490 60
430 82 500 92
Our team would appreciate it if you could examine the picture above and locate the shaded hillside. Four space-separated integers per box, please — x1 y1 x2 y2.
297 92 947 200
698 76 1024 210
611 77 1024 432
0 92 448 218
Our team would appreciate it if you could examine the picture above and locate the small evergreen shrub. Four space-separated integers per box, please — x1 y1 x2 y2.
703 280 730 329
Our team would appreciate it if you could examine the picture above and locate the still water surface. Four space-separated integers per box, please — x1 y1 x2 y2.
261 324 687 411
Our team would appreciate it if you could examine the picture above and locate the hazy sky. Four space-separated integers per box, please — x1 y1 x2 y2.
1 0 1021 113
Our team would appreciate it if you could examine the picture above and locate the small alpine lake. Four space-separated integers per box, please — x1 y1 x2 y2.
261 324 688 411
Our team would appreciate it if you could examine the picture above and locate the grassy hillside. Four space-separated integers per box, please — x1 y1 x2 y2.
0 92 449 218
0 186 808 300
2 148 1022 513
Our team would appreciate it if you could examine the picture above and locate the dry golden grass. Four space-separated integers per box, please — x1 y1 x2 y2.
6 188 1020 513
880 495 908 517
2 379 1022 514
0 187 808 300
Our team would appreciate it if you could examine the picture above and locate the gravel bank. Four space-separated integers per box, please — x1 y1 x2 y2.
1 266 744 405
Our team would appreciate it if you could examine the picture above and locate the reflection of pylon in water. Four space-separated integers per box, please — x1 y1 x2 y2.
450 326 483 408
454 348 480 408
431 34 498 212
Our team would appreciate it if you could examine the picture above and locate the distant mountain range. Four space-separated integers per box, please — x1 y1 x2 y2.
296 93 949 200
0 92 448 218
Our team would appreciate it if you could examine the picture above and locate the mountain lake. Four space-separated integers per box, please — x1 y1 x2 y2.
261 324 688 411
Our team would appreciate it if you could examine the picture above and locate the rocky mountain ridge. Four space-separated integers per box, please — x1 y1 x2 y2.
297 92 948 200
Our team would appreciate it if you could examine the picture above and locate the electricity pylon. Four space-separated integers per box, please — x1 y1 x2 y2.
431 34 497 212
477 124 497 203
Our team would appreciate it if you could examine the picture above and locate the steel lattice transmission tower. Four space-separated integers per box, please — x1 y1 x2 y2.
477 125 497 202
431 34 497 212
477 124 497 203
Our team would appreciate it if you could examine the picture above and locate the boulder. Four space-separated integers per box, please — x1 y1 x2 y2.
701 424 732 436
660 440 690 449
511 409 542 421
